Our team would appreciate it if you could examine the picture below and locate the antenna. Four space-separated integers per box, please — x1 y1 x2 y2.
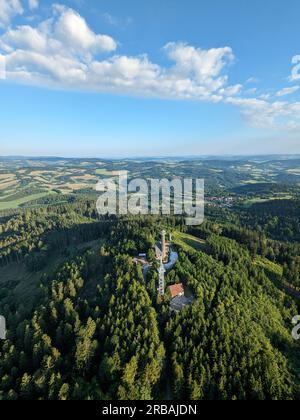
157 257 166 296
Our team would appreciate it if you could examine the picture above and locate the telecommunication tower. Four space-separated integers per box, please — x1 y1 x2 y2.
157 257 166 296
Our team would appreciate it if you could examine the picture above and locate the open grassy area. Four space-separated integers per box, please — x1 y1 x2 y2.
0 179 19 190
254 256 283 277
243 195 294 207
0 166 99 209
286 169 300 175
0 191 58 210
0 262 43 308
0 157 299 211
95 168 112 175
0 237 104 309
173 231 207 253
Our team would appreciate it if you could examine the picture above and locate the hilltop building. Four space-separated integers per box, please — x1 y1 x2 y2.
168 283 184 299
134 229 179 297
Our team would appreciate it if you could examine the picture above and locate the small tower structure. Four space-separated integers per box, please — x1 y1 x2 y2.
161 229 166 261
157 257 166 296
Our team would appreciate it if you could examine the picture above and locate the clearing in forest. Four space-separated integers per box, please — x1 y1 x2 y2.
173 231 207 253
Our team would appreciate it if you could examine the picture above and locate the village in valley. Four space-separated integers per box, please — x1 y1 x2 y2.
134 230 194 311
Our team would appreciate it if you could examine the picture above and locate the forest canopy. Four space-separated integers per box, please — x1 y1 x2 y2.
0 200 299 400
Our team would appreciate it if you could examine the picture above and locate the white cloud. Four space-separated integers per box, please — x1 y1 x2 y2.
54 7 117 54
164 42 234 90
0 6 117 58
28 0 38 10
0 25 47 52
0 0 23 28
259 93 271 100
0 4 300 131
219 84 242 96
246 77 259 84
246 87 257 95
226 96 300 130
276 86 299 97
102 12 132 28
0 7 236 101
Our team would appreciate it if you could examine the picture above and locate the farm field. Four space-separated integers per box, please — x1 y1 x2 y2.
0 156 300 211
242 195 294 207
0 161 103 209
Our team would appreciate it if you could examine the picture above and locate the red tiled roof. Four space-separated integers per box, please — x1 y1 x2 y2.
168 283 184 298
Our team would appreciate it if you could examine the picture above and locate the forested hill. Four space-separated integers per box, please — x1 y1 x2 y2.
0 204 300 400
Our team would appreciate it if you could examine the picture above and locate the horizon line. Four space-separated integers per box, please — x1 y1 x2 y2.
1 153 300 160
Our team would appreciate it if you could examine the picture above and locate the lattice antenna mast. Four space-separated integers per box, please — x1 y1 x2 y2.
157 257 166 296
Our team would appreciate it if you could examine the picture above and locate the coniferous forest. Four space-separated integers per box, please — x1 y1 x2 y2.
1 0 300 403
0 189 300 400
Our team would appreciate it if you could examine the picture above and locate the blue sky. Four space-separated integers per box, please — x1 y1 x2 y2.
0 0 300 157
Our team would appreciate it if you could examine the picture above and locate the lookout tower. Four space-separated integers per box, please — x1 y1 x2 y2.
155 229 170 262
161 229 166 261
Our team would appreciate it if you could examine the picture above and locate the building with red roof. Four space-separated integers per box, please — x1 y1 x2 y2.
168 283 184 299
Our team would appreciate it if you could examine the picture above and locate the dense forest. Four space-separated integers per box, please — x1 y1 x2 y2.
0 197 300 400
